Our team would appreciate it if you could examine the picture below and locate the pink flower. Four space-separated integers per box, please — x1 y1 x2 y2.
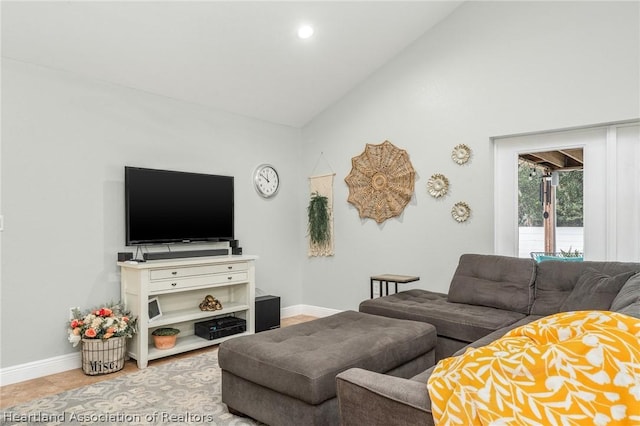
98 308 113 317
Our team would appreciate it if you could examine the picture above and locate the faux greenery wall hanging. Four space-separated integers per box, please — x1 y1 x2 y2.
308 174 335 256
308 192 330 246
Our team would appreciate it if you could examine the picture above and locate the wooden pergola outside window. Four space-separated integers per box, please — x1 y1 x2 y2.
519 148 583 254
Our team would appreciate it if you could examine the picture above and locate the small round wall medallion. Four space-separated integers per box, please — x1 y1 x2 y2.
452 144 472 165
427 173 449 198
451 201 471 222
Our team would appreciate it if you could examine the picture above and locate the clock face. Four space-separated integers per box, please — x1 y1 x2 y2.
254 164 280 198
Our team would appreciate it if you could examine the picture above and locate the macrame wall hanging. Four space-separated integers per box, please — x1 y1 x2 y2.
344 140 416 224
308 153 335 257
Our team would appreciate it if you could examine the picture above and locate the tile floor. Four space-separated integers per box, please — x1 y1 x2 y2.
0 315 317 409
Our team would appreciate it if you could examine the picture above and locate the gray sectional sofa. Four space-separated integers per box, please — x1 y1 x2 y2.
337 253 640 426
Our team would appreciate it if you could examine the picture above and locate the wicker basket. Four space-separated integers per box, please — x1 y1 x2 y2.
81 336 126 375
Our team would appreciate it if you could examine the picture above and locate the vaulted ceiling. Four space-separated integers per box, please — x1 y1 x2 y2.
1 1 463 127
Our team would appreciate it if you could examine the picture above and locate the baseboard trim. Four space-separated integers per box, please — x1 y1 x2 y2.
281 304 342 319
1 352 81 386
1 304 340 386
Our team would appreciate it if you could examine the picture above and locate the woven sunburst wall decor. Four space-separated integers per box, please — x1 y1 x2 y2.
345 140 416 224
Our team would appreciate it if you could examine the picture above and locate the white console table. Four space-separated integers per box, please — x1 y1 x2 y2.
118 255 256 368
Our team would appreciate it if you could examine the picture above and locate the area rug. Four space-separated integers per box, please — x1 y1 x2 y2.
2 349 258 425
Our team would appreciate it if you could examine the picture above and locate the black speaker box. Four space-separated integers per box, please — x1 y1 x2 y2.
255 295 280 332
118 252 134 262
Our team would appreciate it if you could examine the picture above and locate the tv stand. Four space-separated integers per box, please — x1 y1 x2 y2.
118 255 257 368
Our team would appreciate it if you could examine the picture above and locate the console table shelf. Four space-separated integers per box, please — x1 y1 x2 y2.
146 332 252 361
147 302 250 328
118 255 257 368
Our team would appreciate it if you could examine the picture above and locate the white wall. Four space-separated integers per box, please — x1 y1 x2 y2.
300 1 639 308
0 59 303 369
615 124 640 261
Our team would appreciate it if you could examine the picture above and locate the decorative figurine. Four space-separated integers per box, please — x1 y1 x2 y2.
199 295 223 311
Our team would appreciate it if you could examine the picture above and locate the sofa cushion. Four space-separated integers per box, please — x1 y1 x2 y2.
559 268 635 312
446 254 536 314
611 272 640 312
410 364 437 384
410 316 544 384
453 315 544 356
617 302 640 319
359 289 526 343
531 261 640 316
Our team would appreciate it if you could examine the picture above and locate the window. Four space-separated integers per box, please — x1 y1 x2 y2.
493 120 639 261
518 159 583 258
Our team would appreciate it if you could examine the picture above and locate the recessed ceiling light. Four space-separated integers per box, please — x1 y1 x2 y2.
297 25 314 39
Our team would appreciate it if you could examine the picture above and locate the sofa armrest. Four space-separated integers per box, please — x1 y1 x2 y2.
336 368 435 426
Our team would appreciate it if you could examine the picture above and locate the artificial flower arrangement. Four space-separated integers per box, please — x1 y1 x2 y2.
68 302 137 347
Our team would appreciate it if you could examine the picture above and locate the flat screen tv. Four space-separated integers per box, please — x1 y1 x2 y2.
125 166 234 245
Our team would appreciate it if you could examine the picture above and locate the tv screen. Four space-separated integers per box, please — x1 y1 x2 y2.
125 166 234 245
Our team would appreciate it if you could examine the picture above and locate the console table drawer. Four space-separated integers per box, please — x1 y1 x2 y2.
150 263 248 281
149 271 248 293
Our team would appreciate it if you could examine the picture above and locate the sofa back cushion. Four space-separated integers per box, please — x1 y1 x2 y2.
531 261 640 316
558 268 635 312
447 254 536 314
611 272 640 318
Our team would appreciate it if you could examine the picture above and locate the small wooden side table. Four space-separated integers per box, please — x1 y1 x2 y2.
370 274 420 299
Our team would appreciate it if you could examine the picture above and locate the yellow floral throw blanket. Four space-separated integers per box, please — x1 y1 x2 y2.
428 311 640 425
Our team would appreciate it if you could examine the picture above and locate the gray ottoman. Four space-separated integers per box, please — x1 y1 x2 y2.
219 310 436 426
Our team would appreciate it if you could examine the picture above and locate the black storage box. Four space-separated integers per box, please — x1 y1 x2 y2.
195 316 246 340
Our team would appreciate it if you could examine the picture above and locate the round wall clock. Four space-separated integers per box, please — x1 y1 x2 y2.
253 164 280 198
